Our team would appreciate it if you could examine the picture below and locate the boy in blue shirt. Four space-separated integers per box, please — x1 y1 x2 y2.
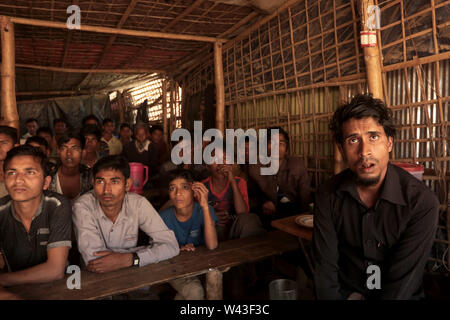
160 169 218 299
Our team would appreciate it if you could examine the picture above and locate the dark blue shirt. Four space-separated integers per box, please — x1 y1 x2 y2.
160 202 218 247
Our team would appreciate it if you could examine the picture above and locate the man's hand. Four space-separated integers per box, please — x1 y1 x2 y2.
262 201 276 215
180 243 195 252
192 182 209 208
87 251 132 273
219 164 234 182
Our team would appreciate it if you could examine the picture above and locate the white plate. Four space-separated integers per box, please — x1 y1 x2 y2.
295 214 314 228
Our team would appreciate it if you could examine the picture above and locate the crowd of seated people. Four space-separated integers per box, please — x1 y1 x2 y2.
0 93 441 301
0 115 314 300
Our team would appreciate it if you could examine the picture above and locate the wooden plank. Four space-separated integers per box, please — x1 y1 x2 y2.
8 231 298 300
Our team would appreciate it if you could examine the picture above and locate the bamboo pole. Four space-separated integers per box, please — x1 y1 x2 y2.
5 15 227 43
0 17 19 131
360 0 383 100
15 63 164 74
214 42 225 134
169 81 175 135
333 87 347 174
162 79 168 144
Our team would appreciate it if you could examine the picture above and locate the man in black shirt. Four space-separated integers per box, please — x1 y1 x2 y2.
313 94 439 300
0 145 72 286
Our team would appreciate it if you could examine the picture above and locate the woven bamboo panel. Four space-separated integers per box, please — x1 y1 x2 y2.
183 0 450 273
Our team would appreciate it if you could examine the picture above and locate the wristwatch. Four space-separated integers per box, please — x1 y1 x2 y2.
132 252 140 267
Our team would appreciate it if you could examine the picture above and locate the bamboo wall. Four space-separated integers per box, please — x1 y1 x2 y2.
183 0 450 273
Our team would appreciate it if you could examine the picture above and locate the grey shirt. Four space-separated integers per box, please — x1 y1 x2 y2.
73 190 179 267
0 191 72 272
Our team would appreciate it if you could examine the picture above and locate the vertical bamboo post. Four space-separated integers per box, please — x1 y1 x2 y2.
0 17 19 131
334 88 347 174
162 79 168 144
214 41 225 134
360 0 383 100
169 80 175 135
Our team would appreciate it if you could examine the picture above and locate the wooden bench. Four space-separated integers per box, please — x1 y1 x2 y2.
8 230 299 300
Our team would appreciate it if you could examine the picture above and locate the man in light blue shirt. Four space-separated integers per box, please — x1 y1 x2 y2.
73 155 179 273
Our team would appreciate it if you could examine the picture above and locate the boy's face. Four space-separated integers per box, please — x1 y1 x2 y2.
103 122 114 135
26 121 39 136
84 134 99 152
120 127 131 140
151 129 163 144
54 121 66 135
168 178 194 210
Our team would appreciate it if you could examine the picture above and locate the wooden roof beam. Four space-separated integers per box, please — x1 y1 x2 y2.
5 15 227 43
15 63 164 74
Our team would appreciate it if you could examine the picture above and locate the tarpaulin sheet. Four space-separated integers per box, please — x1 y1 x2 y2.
17 94 112 136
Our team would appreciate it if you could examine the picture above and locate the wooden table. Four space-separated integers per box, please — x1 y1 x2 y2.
8 230 299 300
271 214 314 273
271 214 313 241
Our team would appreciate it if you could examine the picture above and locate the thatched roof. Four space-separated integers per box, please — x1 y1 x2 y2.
0 0 287 100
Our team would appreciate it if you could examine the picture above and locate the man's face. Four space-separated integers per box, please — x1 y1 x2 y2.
54 121 66 136
267 133 287 160
120 127 131 141
151 129 163 144
38 132 53 147
58 138 82 169
168 178 194 210
5 155 50 202
26 121 39 136
93 169 130 209
84 134 99 153
135 128 147 144
0 133 16 161
340 117 393 187
103 122 115 135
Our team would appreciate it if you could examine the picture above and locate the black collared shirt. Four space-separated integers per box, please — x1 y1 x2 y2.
0 191 72 272
312 163 439 300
